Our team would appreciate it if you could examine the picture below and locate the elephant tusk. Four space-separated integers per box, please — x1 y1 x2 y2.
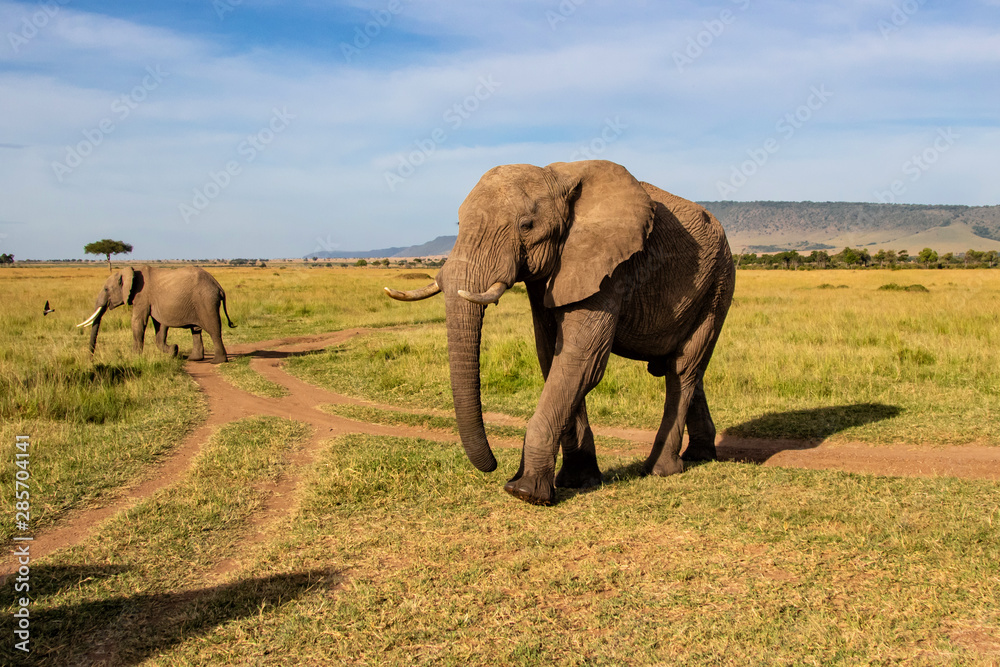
76 307 103 328
383 282 441 301
458 281 507 305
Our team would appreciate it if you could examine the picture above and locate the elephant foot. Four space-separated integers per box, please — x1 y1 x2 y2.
555 452 604 489
681 440 717 462
645 455 684 477
211 353 228 364
504 473 555 506
167 344 179 358
188 352 205 362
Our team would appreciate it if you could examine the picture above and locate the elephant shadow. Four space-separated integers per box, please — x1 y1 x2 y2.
715 402 903 464
241 348 331 361
583 402 903 496
1 564 340 665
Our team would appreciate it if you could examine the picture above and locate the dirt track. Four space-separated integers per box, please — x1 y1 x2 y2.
6 330 1000 575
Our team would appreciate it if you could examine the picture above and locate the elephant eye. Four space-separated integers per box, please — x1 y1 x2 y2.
519 219 534 233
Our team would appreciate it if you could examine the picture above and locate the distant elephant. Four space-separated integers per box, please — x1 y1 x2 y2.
77 265 236 363
386 160 735 505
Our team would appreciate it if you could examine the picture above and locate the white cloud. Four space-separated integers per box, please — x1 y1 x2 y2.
0 0 997 259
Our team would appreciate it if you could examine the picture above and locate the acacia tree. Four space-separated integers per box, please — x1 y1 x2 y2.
966 249 984 266
0 253 13 265
807 250 830 268
84 239 133 272
837 247 860 267
775 250 801 269
917 247 938 268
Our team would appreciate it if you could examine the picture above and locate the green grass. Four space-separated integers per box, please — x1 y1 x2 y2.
288 269 1000 446
4 265 1000 665
0 267 206 539
321 403 637 450
0 415 311 665
118 434 1000 664
217 265 445 341
217 354 289 398
0 265 440 537
879 282 931 292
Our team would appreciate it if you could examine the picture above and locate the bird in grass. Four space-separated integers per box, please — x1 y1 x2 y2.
43 300 54 316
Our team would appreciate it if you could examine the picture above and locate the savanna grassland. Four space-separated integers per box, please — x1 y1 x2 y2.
2 263 999 665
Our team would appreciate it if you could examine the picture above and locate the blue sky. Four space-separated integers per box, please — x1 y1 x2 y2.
1 0 997 260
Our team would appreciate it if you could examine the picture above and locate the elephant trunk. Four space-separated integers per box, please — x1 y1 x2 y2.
445 292 497 472
87 306 107 354
443 264 498 473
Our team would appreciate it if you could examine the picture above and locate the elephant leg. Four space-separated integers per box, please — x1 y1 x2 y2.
153 320 178 358
152 319 163 348
204 315 228 364
681 377 718 462
505 303 616 505
645 316 721 476
644 368 695 476
189 327 205 362
522 281 602 490
131 309 149 352
554 401 602 489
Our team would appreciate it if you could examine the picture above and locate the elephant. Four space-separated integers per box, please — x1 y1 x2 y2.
385 160 735 506
77 265 236 363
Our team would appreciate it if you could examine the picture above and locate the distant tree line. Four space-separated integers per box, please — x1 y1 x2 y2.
735 248 999 269
228 258 269 266
307 257 446 268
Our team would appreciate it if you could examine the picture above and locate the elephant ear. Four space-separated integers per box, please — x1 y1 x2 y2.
121 267 135 305
542 160 655 308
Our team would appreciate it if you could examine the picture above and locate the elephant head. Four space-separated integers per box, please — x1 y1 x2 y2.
77 267 138 353
385 160 655 473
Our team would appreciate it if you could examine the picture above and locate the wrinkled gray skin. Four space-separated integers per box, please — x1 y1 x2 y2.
82 265 235 363
388 160 734 506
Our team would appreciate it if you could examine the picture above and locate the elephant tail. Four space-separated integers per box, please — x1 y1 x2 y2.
220 289 237 328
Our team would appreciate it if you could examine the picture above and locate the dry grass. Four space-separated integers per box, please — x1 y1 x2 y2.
288 268 1000 446
3 264 1000 664
153 435 1000 664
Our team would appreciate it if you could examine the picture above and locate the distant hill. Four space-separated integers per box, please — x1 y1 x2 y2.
305 235 456 259
307 202 1000 259
699 201 1000 254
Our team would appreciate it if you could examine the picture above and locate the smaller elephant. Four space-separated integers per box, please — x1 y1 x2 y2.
77 265 236 363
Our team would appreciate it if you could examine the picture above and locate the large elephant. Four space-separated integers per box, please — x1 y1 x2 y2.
77 265 236 363
385 160 735 505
